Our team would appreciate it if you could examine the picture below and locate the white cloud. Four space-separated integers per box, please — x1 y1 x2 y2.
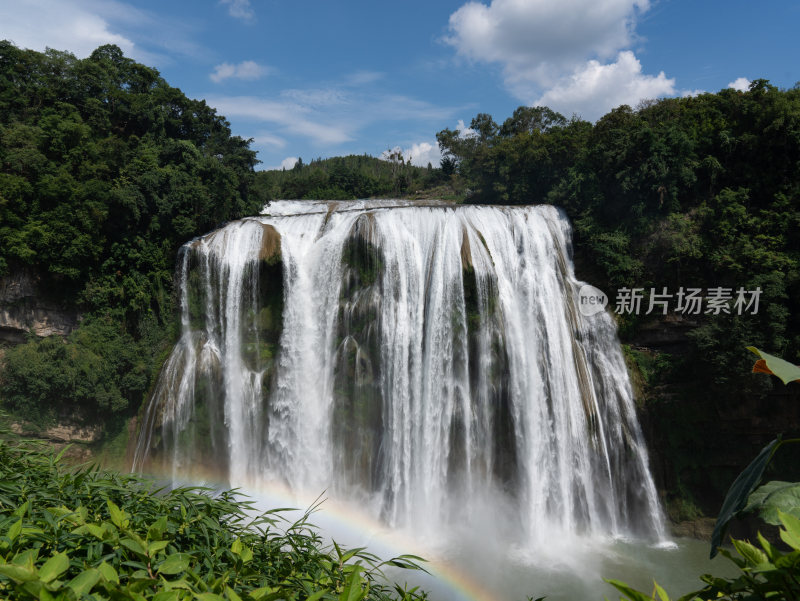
345 71 384 86
207 96 354 145
446 0 649 87
279 157 299 170
280 88 350 108
534 51 675 120
444 0 678 119
208 84 462 150
728 77 751 92
0 0 136 58
253 133 286 149
0 0 207 65
382 142 442 167
681 89 706 98
210 60 268 83
456 119 478 139
220 0 254 20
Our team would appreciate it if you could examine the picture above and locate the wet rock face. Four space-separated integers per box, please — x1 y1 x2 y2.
0 270 80 342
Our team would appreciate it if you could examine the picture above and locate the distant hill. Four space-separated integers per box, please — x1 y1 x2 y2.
254 153 461 201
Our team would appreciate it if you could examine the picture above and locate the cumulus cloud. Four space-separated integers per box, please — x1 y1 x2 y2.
455 119 478 139
382 142 442 167
444 0 677 119
728 77 751 92
535 51 675 120
0 0 136 58
279 157 299 170
0 0 206 65
681 89 706 98
210 60 268 83
446 0 649 85
220 0 254 20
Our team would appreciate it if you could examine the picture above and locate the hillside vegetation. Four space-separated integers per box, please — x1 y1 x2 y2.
0 41 263 428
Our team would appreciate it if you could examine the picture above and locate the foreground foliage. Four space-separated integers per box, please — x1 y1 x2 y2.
0 436 427 601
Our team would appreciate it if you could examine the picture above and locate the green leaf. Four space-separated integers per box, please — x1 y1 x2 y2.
6 518 22 542
225 587 244 601
747 346 800 384
604 579 654 601
38 552 70 583
778 510 800 550
148 516 168 541
98 561 119 584
0 564 38 583
305 589 328 601
731 539 769 567
107 499 128 529
71 523 106 539
339 571 365 601
120 536 148 557
196 593 226 601
231 538 243 555
744 480 800 524
67 568 101 596
710 438 781 558
756 531 779 562
153 592 180 601
157 553 192 575
653 582 670 601
248 586 280 600
13 500 30 518
149 540 170 555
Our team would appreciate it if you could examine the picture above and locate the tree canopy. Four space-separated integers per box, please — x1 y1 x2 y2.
0 41 263 425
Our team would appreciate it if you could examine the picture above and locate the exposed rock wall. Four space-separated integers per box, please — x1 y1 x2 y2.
0 270 80 343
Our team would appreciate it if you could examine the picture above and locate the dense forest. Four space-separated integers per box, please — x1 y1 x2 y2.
0 41 264 428
1 42 799 519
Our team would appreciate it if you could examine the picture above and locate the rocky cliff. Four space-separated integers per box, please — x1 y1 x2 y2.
0 271 80 343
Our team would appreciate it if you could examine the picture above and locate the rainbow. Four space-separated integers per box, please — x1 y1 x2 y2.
135 465 499 601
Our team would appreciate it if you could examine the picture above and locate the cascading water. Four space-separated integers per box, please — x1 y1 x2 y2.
133 199 666 545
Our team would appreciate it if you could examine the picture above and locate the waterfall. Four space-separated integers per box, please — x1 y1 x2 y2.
133 199 666 543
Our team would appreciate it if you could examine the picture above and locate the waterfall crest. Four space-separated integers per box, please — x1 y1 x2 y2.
133 200 666 542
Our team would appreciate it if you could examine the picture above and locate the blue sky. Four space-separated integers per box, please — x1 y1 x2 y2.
3 0 798 170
